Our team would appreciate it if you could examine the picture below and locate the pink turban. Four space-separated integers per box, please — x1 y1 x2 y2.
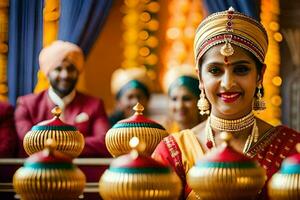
39 40 85 75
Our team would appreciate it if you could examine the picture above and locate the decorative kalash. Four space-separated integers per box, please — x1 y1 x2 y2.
99 137 182 200
23 107 84 158
268 143 300 200
187 132 266 200
13 139 86 199
105 102 168 156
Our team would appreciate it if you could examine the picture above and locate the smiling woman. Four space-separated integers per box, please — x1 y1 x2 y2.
152 7 300 200
162 64 206 133
201 44 259 118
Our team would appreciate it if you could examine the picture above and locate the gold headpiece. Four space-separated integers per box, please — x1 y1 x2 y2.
194 7 268 66
162 64 198 93
111 67 153 97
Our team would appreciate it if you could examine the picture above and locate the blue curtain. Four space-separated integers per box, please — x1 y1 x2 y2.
203 0 260 20
7 0 113 105
58 0 113 55
8 0 44 105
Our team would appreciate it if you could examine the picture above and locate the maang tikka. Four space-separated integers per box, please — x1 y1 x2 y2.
253 83 266 110
220 7 235 57
198 88 210 115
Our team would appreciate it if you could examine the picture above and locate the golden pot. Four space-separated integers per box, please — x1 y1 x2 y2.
105 103 168 156
268 144 300 200
23 107 84 157
13 139 86 200
187 132 266 200
99 137 182 200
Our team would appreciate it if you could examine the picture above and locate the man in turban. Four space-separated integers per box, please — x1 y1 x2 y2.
15 40 111 158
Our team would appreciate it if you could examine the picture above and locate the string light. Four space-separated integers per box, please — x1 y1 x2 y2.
259 0 282 125
162 0 204 84
122 0 159 74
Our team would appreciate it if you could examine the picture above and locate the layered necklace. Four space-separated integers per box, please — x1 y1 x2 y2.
205 111 259 154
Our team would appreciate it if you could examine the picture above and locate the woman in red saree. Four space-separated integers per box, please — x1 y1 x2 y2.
152 7 300 200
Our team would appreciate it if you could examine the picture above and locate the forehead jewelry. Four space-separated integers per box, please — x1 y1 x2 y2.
224 56 229 66
220 7 234 57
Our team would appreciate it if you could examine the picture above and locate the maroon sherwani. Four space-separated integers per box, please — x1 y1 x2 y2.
0 101 17 157
15 90 111 158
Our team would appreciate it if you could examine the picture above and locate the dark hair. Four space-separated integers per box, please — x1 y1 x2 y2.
116 80 150 100
168 76 200 97
247 51 265 97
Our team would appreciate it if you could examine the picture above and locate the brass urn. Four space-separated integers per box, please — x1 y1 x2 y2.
268 144 300 200
23 107 84 157
187 132 266 200
13 139 86 200
105 103 168 156
99 137 182 200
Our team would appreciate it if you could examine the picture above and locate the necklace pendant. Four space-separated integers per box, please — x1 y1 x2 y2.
206 140 213 149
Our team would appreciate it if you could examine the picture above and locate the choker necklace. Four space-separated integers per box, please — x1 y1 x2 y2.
205 116 259 154
210 112 255 132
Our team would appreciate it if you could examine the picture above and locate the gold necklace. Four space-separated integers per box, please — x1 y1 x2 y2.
210 112 255 132
205 116 259 154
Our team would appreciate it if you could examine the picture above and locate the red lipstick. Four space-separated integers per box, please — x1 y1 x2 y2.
219 92 240 103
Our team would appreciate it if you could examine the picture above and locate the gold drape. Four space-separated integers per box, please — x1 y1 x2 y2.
0 0 9 101
34 0 60 93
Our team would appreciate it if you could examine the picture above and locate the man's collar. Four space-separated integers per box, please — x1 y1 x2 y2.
48 87 76 110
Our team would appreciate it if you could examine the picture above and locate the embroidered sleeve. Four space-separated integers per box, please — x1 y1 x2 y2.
152 135 186 182
162 135 186 182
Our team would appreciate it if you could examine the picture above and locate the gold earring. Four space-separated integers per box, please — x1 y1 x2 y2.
198 88 210 115
253 84 266 111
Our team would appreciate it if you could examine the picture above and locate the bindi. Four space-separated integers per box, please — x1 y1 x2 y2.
224 56 230 66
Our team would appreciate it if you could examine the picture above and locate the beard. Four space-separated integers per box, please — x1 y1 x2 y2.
50 79 78 97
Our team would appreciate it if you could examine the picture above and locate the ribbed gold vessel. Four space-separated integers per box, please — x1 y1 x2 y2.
100 171 181 200
268 144 300 200
99 137 182 200
13 139 86 200
105 103 168 156
187 132 266 200
269 174 300 199
23 107 85 157
188 165 265 200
